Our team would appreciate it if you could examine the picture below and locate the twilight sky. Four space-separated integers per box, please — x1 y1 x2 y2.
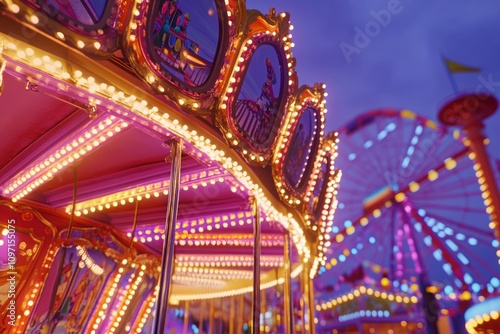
246 0 500 158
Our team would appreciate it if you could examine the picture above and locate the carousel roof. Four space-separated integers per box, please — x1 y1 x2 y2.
0 68 305 298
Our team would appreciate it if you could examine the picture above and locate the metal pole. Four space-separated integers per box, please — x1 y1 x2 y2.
219 298 223 333
306 270 316 334
152 139 183 334
262 289 267 332
283 233 294 334
229 295 235 334
238 294 245 333
301 265 316 334
209 298 215 334
299 296 305 334
302 269 309 334
251 196 261 334
183 300 190 334
199 300 205 334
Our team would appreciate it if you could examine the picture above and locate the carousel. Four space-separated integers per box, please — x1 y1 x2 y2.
0 0 340 333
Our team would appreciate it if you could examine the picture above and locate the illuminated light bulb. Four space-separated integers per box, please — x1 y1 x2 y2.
409 182 420 192
9 3 20 13
444 158 457 170
427 169 439 181
394 192 406 202
29 15 40 24
346 226 355 235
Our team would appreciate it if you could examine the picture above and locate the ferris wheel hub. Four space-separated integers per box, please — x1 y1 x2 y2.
438 93 498 127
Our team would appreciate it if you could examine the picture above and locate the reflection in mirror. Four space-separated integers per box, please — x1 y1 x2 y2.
284 107 317 189
234 44 282 145
150 0 219 87
309 157 328 220
114 274 156 333
27 244 116 333
40 0 108 25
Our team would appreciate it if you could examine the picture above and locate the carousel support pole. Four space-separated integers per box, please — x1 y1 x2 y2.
262 289 267 332
238 293 245 333
299 296 305 334
251 196 261 334
209 298 215 334
229 295 235 334
307 269 316 334
283 232 294 334
219 298 223 333
302 265 316 334
199 300 205 334
183 300 190 334
152 139 183 334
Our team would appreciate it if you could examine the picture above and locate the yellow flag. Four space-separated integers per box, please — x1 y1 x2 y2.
444 58 480 73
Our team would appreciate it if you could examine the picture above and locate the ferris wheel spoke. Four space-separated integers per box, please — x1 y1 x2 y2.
338 172 381 193
340 141 392 184
418 210 495 240
403 201 467 286
447 240 498 283
389 205 398 280
409 209 493 284
415 181 479 196
411 162 475 191
353 117 394 177
400 206 425 276
416 202 486 214
413 176 479 197
331 213 393 275
413 191 481 201
388 147 470 198
386 118 417 187
410 135 458 178
421 152 470 183
342 120 407 182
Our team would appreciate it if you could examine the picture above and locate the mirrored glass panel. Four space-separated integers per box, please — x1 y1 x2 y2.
284 107 317 189
233 44 283 145
149 0 220 87
37 0 109 25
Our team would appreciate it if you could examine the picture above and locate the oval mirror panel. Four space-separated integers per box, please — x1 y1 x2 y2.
284 107 318 190
148 0 220 87
233 44 283 146
309 156 328 220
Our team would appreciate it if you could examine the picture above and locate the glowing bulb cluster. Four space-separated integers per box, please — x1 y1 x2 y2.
316 286 419 312
3 115 127 202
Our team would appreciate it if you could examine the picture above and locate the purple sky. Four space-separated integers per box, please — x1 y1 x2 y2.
247 0 500 159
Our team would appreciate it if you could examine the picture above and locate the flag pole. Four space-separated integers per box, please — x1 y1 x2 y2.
442 56 460 94
445 66 460 94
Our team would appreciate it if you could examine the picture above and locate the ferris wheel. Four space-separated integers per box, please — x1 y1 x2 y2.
317 109 500 311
